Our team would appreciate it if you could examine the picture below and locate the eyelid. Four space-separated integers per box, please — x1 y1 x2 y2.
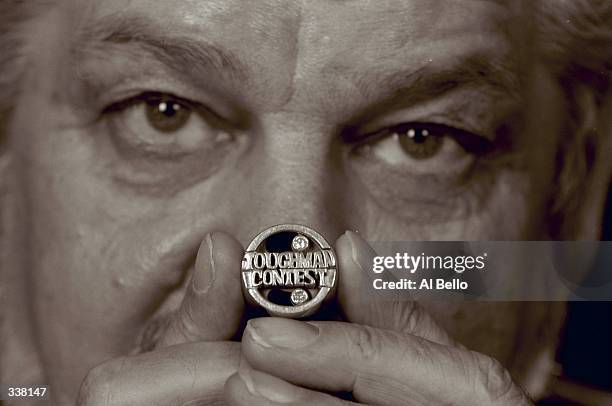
345 122 493 155
102 91 207 116
100 91 239 136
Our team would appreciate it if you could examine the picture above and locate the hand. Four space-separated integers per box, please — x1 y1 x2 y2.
225 231 533 405
77 232 245 406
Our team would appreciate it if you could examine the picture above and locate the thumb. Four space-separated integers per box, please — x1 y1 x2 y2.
335 231 455 346
139 231 245 351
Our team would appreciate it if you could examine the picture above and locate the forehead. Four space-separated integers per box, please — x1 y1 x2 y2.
64 0 523 114
85 0 515 34
81 0 519 59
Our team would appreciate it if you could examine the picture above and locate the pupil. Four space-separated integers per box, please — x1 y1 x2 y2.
159 102 179 117
398 127 441 159
145 98 191 133
412 129 428 144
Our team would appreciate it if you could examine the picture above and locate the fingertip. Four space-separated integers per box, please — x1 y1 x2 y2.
168 231 245 343
334 231 353 258
335 230 375 296
335 230 376 274
210 231 245 260
224 372 248 406
196 231 245 330
204 232 244 301
193 231 244 291
335 231 381 325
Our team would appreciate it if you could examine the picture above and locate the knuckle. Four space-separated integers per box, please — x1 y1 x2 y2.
402 302 425 333
77 362 118 406
345 325 385 362
470 351 524 404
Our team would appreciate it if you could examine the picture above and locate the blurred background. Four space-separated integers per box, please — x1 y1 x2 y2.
539 185 612 406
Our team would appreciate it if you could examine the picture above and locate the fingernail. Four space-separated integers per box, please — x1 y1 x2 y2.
239 358 300 403
345 230 372 273
193 233 215 293
247 318 319 349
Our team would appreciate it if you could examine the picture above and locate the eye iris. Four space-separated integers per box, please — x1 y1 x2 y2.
398 128 443 159
145 99 191 133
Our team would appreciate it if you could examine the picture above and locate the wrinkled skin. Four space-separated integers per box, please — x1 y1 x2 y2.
1 0 610 404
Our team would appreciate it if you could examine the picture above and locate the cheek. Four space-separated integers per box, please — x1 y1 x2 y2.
356 169 534 240
347 147 559 242
15 117 207 396
22 161 216 399
22 169 151 394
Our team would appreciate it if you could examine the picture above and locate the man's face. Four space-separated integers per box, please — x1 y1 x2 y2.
10 0 564 400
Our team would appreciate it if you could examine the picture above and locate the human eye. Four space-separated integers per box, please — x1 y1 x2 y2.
94 90 245 192
345 121 499 223
351 122 491 176
102 91 233 158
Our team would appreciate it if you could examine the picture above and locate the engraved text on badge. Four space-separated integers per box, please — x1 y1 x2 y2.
241 224 337 318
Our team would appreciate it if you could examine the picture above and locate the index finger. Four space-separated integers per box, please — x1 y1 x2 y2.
335 231 455 346
241 318 531 406
141 231 245 350
78 341 240 406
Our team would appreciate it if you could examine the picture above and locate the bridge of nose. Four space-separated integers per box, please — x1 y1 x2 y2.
232 112 351 242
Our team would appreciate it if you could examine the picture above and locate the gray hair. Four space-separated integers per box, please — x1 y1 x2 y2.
535 1 612 235
538 0 612 91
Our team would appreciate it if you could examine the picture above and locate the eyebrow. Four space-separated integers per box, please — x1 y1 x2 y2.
348 52 523 120
74 12 523 121
73 14 250 83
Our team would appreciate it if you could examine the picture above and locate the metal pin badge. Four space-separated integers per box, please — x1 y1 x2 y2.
241 224 338 318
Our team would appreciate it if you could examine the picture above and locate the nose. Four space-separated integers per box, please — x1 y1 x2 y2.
233 113 350 244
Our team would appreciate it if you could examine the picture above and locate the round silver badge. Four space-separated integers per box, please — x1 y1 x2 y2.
241 224 338 318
